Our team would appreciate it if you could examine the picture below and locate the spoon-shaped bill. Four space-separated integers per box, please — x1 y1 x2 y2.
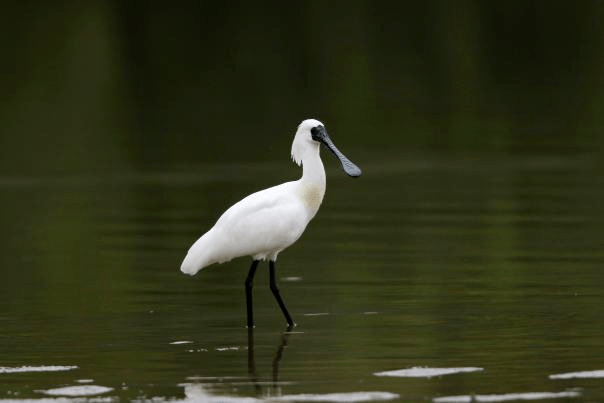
312 127 362 177
321 135 362 177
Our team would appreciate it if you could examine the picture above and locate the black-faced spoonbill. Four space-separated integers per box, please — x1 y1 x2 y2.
180 119 361 327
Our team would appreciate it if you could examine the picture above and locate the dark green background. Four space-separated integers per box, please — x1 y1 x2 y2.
2 1 604 174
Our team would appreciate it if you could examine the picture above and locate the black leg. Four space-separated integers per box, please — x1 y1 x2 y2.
269 261 295 327
245 260 259 328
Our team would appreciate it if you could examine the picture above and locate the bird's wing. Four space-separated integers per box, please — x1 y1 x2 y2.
210 181 308 261
215 181 297 227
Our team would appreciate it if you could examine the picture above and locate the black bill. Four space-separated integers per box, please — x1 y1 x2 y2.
311 126 362 177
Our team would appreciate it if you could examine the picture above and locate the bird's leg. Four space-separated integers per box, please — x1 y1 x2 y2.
245 260 260 328
269 261 295 327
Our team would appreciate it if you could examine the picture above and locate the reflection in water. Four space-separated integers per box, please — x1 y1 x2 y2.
179 383 259 403
0 365 78 374
432 390 581 403
247 327 260 396
40 385 114 396
247 326 294 399
167 328 400 402
549 369 604 379
178 384 399 403
374 367 483 378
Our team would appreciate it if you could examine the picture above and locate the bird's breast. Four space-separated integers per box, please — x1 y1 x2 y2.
297 183 325 213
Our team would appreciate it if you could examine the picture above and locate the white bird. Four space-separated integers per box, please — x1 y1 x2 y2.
180 119 361 327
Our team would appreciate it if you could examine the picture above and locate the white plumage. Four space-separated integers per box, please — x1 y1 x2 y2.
180 180 314 273
179 118 361 327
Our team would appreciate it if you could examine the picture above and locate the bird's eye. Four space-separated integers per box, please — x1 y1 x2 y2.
311 127 320 136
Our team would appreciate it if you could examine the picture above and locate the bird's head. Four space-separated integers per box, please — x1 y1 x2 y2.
291 119 362 177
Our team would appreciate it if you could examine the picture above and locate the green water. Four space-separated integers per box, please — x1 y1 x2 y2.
1 153 603 401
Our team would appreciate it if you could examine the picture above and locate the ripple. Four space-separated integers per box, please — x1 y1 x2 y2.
215 346 240 352
186 348 209 353
433 390 581 402
374 367 483 378
275 392 400 402
0 398 114 403
41 386 114 396
139 384 398 403
549 369 604 379
0 366 78 374
184 376 245 382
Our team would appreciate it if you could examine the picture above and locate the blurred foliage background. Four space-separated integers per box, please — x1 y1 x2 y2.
1 1 604 175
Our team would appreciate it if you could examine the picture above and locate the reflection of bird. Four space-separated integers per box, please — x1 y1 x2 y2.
180 119 361 327
247 327 293 398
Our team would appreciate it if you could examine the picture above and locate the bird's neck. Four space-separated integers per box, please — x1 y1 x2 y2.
297 151 326 216
300 151 326 189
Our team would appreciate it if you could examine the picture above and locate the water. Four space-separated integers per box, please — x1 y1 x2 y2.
1 153 603 402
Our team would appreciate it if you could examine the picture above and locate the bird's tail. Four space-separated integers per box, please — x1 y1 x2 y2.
180 230 217 275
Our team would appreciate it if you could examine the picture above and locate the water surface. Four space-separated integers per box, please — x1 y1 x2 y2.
1 153 603 402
